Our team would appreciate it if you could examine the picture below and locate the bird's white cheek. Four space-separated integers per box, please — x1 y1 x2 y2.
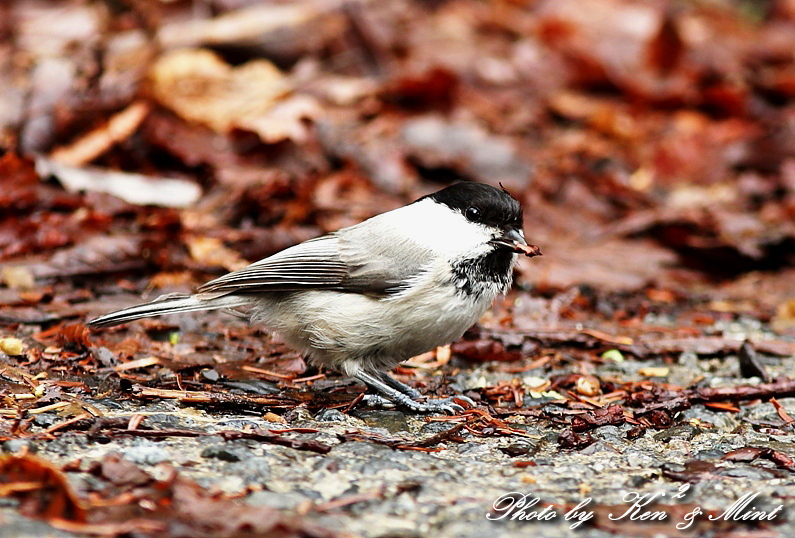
391 199 491 258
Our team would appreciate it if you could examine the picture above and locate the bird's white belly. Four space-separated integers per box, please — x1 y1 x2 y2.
252 275 500 376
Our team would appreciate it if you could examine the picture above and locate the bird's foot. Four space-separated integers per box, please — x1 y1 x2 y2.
359 394 396 408
409 395 476 414
360 391 474 415
355 371 475 415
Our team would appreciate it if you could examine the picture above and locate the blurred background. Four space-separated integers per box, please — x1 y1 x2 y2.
1 0 795 333
3 4 795 534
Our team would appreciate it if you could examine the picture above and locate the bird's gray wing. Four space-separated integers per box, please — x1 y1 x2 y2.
197 235 348 294
197 229 433 297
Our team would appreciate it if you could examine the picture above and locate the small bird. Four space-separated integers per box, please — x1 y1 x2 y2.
88 182 540 413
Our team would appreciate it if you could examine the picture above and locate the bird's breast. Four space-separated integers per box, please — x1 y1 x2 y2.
450 249 516 299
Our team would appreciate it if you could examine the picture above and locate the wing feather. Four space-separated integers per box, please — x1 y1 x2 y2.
197 235 349 294
197 213 438 297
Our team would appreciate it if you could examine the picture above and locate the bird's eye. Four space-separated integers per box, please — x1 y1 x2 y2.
465 206 481 222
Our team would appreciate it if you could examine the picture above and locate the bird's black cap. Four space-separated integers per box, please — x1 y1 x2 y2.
422 182 523 229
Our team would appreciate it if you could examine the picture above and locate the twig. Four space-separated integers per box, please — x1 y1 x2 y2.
132 385 300 409
314 490 383 513
99 427 332 454
397 422 467 449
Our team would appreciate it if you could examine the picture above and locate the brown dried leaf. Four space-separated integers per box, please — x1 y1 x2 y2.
558 428 595 450
33 323 92 350
575 375 601 397
90 452 151 488
50 102 152 167
451 338 523 362
185 236 249 272
235 94 322 144
570 404 625 432
150 49 290 134
723 446 795 471
380 67 458 112
645 12 684 75
1 266 35 290
0 453 87 523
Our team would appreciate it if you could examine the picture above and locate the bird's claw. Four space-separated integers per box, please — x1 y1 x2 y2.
355 371 475 415
417 395 476 414
360 393 474 415
359 394 396 408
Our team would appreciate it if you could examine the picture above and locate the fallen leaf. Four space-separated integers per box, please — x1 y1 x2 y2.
1 266 35 290
49 101 151 167
150 48 290 135
90 452 152 488
0 453 87 523
575 375 601 397
156 3 322 48
36 158 202 209
185 236 249 272
235 94 322 144
638 367 670 377
0 337 25 356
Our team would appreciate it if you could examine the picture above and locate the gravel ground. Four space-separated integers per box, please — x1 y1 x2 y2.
3 342 794 538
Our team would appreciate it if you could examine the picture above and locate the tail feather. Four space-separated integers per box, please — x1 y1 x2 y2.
87 293 249 328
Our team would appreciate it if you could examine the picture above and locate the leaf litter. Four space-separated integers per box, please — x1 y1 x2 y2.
2 0 795 535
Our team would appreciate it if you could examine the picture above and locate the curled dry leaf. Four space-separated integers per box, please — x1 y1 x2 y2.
185 236 249 272
49 101 151 167
36 157 202 209
637 367 670 378
558 428 596 450
0 453 87 523
575 375 600 397
156 3 322 49
57 324 92 349
236 94 322 144
150 48 311 144
0 337 25 356
1 266 35 290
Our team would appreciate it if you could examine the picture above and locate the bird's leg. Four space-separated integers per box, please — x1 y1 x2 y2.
377 372 476 409
375 371 423 399
355 371 474 414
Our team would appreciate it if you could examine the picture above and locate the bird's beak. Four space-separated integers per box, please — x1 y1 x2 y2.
490 227 526 250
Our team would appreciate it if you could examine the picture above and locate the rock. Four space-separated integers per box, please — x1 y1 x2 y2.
356 457 410 474
123 443 174 465
3 439 37 454
229 456 271 483
32 413 59 428
332 441 395 458
694 449 726 460
653 424 701 442
222 379 280 395
0 509 75 538
350 410 409 433
93 347 117 367
145 413 185 429
214 419 261 431
315 409 346 422
499 441 538 457
593 425 625 443
580 441 621 455
419 422 458 435
247 490 315 510
718 467 777 480
201 442 254 462
201 368 220 382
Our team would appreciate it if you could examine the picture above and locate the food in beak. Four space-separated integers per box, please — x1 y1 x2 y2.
512 243 542 258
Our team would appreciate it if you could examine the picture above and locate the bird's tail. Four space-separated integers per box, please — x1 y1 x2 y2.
87 293 250 328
